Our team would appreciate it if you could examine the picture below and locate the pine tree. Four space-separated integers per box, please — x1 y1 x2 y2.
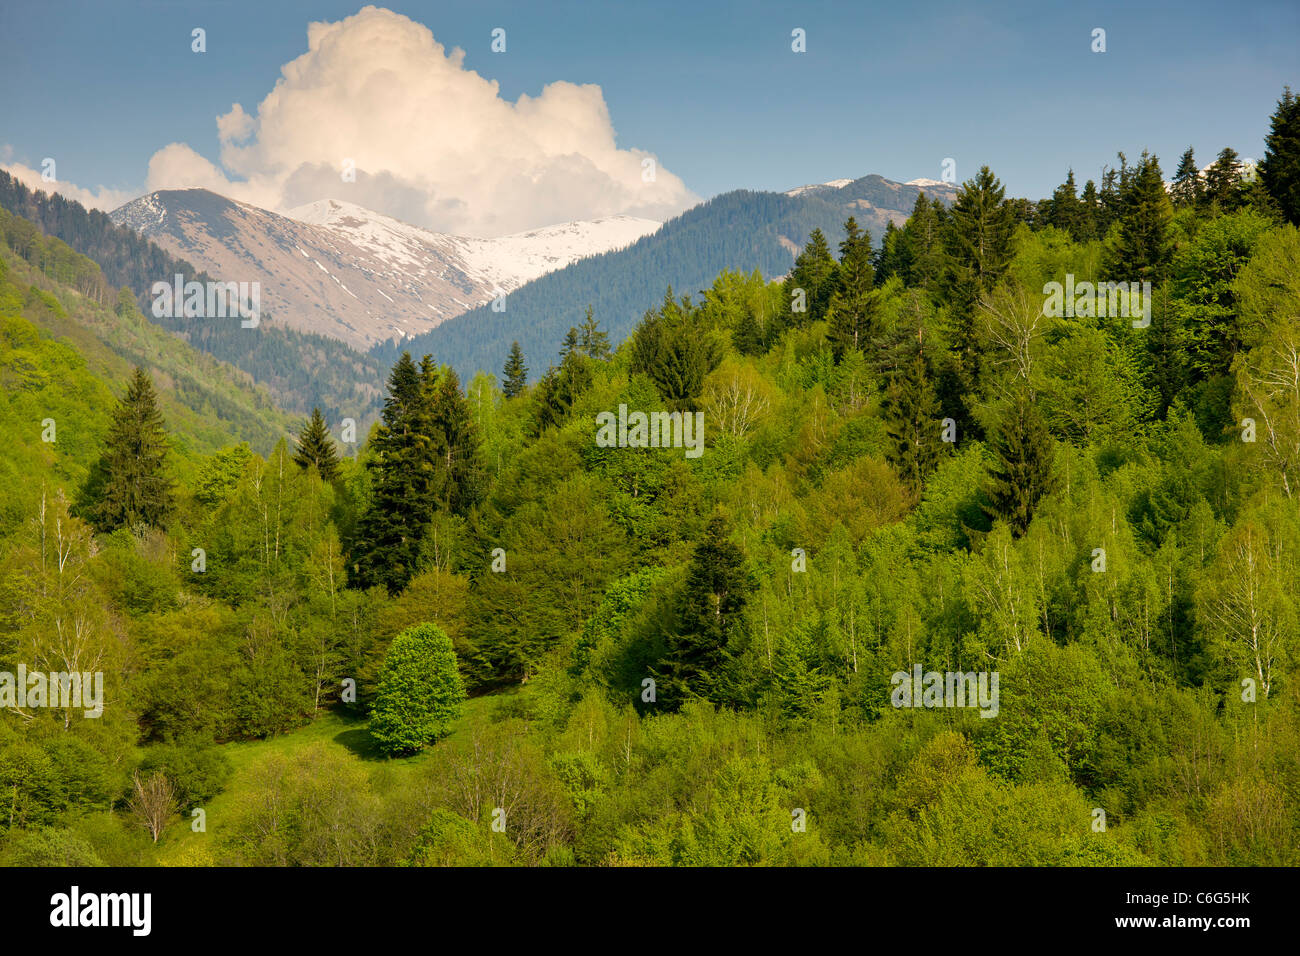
428 367 485 515
732 308 765 356
1170 146 1202 208
1260 86 1300 225
293 407 340 482
908 195 947 295
1203 147 1244 211
984 391 1055 535
577 306 612 360
1109 152 1174 283
1045 169 1084 239
1078 179 1101 241
826 217 878 361
944 166 1013 319
779 228 838 331
350 352 429 593
654 515 754 706
883 357 943 492
559 326 580 360
875 220 906 283
92 366 175 532
502 341 528 398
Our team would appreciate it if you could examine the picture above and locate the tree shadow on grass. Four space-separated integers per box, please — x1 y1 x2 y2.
333 725 386 760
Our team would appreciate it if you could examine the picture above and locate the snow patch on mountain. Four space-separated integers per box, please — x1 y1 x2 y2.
110 189 660 350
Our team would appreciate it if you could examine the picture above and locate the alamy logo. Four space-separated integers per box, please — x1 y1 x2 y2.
50 886 151 936
0 665 103 718
152 274 260 328
595 404 705 458
891 665 999 717
1042 274 1151 328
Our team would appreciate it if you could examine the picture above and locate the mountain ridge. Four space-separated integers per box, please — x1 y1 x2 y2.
110 189 661 349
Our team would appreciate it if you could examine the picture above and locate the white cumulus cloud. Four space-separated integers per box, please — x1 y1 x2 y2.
6 6 696 236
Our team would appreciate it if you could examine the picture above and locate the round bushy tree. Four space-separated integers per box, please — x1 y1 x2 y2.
369 623 466 756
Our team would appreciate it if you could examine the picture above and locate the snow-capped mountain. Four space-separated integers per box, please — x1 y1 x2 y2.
110 189 660 349
785 175 958 200
785 178 856 197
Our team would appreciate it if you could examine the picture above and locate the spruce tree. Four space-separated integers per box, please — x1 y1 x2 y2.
875 221 905 283
92 366 175 532
1170 146 1202 208
350 352 428 593
944 166 1013 320
732 308 765 356
907 195 947 295
780 228 838 330
984 391 1055 536
429 367 485 515
293 407 340 482
502 341 528 398
1260 86 1300 225
629 290 719 410
1203 147 1244 211
883 357 943 492
1078 179 1101 241
654 515 754 706
577 306 612 360
1046 169 1084 239
1109 152 1174 283
826 217 877 361
559 326 580 360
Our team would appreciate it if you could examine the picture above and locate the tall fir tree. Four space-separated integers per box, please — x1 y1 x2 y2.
1109 152 1174 283
577 306 612 360
826 217 878 361
883 357 944 492
905 194 947 296
350 352 431 593
293 407 340 482
984 390 1055 536
1170 146 1203 208
1203 147 1244 211
944 165 1014 323
779 228 839 332
502 341 528 398
732 307 766 356
654 515 755 707
90 366 175 532
1078 179 1101 241
559 326 580 360
1045 169 1084 239
1259 86 1300 225
428 367 485 515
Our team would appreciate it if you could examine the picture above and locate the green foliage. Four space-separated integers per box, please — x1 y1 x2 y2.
86 366 175 532
5 98 1300 869
369 623 467 756
293 407 341 482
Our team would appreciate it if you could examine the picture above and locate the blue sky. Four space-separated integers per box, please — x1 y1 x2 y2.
1 0 1296 218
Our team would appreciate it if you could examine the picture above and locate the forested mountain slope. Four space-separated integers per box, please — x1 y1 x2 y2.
373 176 958 380
0 171 387 426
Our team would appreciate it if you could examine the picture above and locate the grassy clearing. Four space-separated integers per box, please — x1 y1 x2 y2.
156 686 524 864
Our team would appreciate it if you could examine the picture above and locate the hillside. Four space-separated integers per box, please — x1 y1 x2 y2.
0 211 301 537
0 170 388 427
110 189 661 350
374 175 958 379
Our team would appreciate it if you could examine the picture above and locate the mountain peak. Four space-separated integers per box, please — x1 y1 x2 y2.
109 190 661 349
